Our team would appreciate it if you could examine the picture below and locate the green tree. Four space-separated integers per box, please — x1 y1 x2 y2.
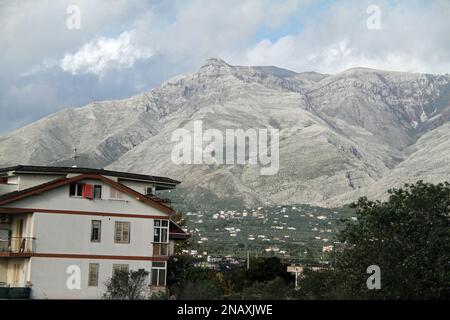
243 277 295 300
246 257 292 283
223 268 248 295
167 256 225 299
295 269 345 299
174 279 224 300
103 269 150 300
296 181 450 299
337 181 450 299
167 255 193 290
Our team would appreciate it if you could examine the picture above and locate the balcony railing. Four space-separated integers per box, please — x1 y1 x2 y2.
0 287 32 299
0 237 35 254
152 242 169 257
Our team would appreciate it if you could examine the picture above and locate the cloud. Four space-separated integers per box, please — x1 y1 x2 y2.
1 0 450 135
19 60 60 77
124 0 307 67
60 31 154 76
236 0 450 74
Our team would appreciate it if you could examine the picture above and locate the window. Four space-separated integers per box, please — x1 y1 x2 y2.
93 185 102 199
69 183 84 197
114 221 130 243
112 264 129 277
151 262 166 286
88 263 99 287
154 220 169 243
110 187 123 200
91 220 101 242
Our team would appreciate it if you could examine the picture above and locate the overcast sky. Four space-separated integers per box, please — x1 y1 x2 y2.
1 0 449 134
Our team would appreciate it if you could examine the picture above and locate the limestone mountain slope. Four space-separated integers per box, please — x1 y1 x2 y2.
0 58 449 208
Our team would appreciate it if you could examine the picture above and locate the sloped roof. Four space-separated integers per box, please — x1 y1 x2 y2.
169 220 189 240
0 165 180 185
0 173 175 215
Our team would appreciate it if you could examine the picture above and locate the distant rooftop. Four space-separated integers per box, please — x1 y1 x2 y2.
0 165 180 185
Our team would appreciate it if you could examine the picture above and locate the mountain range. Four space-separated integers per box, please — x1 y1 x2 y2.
1 58 450 209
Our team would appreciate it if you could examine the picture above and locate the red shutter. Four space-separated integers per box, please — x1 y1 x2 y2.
83 184 94 199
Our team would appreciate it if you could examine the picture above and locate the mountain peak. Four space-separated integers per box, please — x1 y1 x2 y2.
203 57 230 67
198 58 234 77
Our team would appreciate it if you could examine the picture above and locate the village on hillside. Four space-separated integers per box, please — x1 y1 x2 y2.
179 204 355 269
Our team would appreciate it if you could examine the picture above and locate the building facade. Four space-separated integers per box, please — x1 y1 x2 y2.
0 165 187 299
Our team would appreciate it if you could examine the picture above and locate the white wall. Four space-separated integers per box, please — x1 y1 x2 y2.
7 179 169 256
0 184 17 196
29 257 154 299
1 177 172 298
17 174 66 191
32 212 156 256
118 179 154 194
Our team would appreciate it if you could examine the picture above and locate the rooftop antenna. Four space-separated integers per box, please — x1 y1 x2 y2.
72 148 79 168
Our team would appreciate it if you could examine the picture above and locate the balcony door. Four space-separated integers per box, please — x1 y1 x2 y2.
12 219 23 252
12 263 20 287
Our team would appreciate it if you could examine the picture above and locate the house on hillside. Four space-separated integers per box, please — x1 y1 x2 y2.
0 165 188 299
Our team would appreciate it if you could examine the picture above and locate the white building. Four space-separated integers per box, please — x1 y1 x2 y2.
0 165 187 299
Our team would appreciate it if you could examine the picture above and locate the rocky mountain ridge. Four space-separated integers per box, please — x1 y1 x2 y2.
1 58 449 208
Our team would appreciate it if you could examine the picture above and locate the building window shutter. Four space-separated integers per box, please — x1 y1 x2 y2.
123 223 130 242
88 263 99 287
83 184 94 199
114 222 130 243
112 264 129 277
110 187 123 200
115 225 122 242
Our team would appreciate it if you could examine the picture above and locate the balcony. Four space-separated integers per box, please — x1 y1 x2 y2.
0 237 35 257
0 286 31 299
152 242 169 257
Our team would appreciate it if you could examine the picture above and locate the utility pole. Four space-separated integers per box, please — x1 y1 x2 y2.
246 250 250 270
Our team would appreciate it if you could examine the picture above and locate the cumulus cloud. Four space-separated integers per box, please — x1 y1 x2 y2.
1 0 450 134
236 0 450 74
60 31 154 76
